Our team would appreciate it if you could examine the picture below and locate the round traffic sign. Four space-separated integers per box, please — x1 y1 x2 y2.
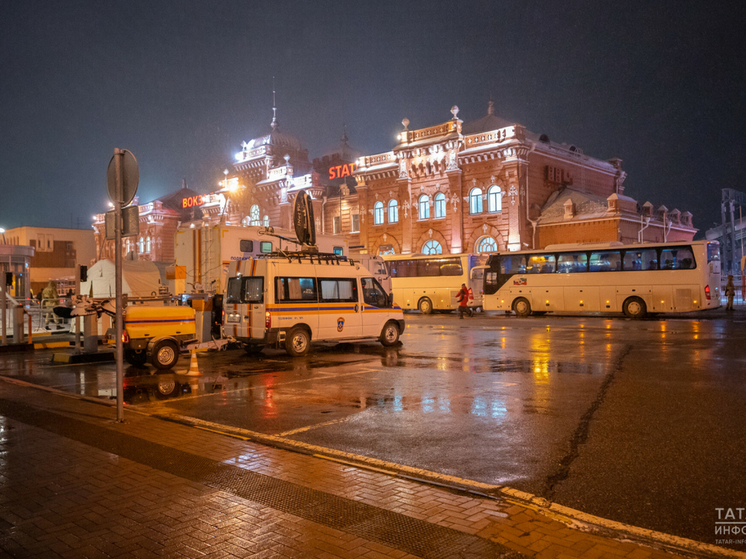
107 149 139 206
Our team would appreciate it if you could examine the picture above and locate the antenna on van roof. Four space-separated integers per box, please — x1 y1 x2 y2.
292 189 318 253
257 188 319 254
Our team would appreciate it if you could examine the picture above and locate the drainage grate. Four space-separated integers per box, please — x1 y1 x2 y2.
0 398 523 559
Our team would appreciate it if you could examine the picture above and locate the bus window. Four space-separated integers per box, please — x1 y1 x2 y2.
558 252 588 273
527 255 556 273
624 249 657 271
707 242 720 262
499 255 525 274
660 246 695 270
589 251 622 272
440 258 463 276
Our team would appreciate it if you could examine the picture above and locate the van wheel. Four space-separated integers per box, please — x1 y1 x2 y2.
124 348 147 367
513 297 532 318
285 328 311 357
380 321 400 346
623 297 647 319
151 340 179 370
418 298 433 314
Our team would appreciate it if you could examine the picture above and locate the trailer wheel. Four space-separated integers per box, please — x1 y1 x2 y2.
418 297 433 315
380 321 400 346
151 340 179 370
285 327 311 357
623 296 647 319
513 297 532 318
124 349 147 367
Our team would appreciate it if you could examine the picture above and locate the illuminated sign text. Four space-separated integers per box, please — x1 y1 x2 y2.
329 163 357 180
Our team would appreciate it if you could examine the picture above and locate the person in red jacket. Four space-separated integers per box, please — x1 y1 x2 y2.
457 283 473 319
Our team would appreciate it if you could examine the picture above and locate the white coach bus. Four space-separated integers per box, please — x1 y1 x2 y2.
482 240 721 318
382 253 487 314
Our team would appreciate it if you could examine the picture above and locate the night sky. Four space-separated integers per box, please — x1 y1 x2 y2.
1 1 744 235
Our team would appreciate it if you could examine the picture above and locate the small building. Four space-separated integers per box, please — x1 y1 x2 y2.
1 226 95 296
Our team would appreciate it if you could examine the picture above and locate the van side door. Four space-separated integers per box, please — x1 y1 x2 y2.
360 277 390 336
317 277 363 339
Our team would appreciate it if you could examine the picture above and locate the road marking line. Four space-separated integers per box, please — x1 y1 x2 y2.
278 415 356 436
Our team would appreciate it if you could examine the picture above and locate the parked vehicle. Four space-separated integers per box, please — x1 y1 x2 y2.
224 252 404 356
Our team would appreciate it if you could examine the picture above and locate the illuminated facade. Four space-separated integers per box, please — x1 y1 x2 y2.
352 103 696 256
93 101 698 270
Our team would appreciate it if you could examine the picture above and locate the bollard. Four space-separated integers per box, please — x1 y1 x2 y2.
13 306 24 344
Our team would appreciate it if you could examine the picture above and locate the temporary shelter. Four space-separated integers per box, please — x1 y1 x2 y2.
81 259 162 298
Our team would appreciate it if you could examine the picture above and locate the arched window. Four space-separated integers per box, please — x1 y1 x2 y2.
434 192 446 218
250 205 260 226
488 185 502 213
146 236 151 253
422 240 442 254
388 200 398 223
470 188 483 214
418 195 430 219
374 201 384 225
138 237 144 253
263 215 269 227
476 236 498 253
241 217 250 226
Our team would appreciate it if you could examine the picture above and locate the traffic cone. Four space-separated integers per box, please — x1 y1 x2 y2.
186 350 200 376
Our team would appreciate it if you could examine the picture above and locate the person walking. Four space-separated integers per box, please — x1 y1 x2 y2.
457 283 472 319
725 275 736 311
42 280 61 328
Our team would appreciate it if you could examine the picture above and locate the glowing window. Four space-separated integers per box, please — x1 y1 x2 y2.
476 236 497 253
422 240 442 254
419 195 430 219
388 200 398 223
434 193 446 218
250 205 260 226
470 188 483 214
374 201 384 225
488 185 502 213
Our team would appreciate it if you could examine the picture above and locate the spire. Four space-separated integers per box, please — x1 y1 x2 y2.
488 100 495 116
182 178 187 189
341 122 348 145
271 76 278 131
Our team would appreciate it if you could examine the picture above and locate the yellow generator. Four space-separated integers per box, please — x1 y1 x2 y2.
122 306 197 369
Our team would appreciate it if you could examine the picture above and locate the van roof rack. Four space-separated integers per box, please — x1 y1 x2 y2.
257 251 354 265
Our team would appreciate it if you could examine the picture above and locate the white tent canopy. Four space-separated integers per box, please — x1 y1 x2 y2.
81 259 162 298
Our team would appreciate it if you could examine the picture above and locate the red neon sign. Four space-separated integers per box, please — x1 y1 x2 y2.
182 195 205 208
328 162 356 180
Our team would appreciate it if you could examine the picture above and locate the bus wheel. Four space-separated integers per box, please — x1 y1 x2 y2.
285 327 311 357
418 297 433 314
151 340 179 370
380 321 400 346
623 297 647 319
513 298 532 318
124 348 147 367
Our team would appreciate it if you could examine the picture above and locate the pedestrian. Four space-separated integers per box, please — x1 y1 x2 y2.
725 275 736 311
457 283 472 319
42 280 61 328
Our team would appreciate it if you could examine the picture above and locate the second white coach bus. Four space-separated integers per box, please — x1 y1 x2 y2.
383 253 487 313
482 240 721 318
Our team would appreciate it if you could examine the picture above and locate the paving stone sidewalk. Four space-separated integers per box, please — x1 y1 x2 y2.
0 380 733 559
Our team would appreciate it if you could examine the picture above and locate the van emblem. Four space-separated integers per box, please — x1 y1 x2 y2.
513 278 527 286
337 318 345 332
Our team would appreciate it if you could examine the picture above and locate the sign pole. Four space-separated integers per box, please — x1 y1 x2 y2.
114 148 124 422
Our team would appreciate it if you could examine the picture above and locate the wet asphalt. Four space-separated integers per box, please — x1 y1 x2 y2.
1 308 745 550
